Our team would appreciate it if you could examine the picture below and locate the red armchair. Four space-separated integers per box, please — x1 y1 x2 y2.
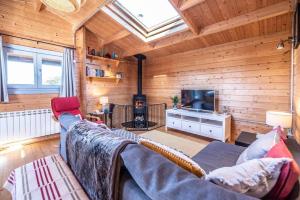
51 96 82 120
51 96 103 124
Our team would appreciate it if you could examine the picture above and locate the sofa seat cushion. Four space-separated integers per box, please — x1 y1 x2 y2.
192 141 246 172
121 144 257 200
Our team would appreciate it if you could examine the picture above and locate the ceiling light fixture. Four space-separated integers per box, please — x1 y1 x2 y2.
41 0 86 13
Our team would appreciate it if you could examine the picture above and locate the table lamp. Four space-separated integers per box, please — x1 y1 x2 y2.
100 96 109 112
266 111 292 135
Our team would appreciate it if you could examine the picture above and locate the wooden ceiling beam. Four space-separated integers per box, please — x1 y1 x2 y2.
102 30 131 45
180 0 206 11
123 1 291 57
34 0 44 12
72 0 113 32
169 0 200 35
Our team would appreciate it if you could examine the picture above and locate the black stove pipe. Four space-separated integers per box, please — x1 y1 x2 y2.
134 54 146 96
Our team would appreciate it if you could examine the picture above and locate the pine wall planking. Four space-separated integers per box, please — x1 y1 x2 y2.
143 32 291 139
293 43 300 143
76 29 137 114
0 1 74 46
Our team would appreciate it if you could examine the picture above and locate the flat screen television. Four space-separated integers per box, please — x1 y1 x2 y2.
181 90 215 112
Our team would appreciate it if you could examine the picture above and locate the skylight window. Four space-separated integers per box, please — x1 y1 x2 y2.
115 0 180 30
103 0 187 42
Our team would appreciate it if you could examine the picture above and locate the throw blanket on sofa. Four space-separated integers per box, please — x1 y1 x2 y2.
66 120 135 200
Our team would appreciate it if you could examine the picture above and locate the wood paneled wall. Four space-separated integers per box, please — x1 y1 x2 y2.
0 1 73 46
293 43 300 143
76 28 137 114
144 32 291 139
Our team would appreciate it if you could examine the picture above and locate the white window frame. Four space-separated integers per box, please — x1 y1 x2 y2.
4 44 63 94
102 2 188 43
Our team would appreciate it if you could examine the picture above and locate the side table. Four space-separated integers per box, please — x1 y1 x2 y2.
235 131 257 147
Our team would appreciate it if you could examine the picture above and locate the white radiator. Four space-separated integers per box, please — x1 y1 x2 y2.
0 109 60 145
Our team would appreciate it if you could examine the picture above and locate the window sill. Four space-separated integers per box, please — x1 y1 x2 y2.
8 88 60 95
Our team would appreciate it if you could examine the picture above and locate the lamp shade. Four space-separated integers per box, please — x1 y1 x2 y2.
266 111 292 128
99 96 108 104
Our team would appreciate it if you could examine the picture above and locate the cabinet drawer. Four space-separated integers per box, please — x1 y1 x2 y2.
201 124 223 140
182 120 200 133
167 117 181 129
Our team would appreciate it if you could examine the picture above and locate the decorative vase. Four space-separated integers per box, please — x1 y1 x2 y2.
173 104 178 109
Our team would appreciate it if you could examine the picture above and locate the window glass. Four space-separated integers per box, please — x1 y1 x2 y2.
41 59 62 86
7 54 35 85
5 45 63 94
116 0 179 29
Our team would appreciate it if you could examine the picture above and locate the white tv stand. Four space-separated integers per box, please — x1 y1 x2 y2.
166 109 231 142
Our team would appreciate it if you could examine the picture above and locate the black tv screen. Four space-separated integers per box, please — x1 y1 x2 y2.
181 90 215 111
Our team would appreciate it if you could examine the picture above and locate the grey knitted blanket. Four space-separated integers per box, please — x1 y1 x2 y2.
66 120 135 200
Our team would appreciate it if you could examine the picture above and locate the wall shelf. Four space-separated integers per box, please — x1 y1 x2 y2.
86 54 120 67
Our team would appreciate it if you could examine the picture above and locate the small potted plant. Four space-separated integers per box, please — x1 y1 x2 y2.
171 95 179 109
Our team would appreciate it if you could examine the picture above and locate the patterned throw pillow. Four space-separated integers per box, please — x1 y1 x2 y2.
139 138 206 178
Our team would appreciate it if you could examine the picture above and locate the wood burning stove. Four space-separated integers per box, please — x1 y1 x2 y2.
133 54 147 128
119 54 165 130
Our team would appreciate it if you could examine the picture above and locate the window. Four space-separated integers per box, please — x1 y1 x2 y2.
103 0 187 42
40 56 62 86
7 53 35 85
116 0 180 30
5 45 63 94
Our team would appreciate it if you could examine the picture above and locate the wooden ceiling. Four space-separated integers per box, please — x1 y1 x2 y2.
32 0 293 58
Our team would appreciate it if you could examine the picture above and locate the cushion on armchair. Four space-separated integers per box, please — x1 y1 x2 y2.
51 96 82 119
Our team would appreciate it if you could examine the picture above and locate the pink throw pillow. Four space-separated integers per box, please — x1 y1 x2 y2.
265 139 300 199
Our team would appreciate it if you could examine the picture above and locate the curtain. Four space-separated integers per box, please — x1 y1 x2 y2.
0 35 9 103
60 48 76 97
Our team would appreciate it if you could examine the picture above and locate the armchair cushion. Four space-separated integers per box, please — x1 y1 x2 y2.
51 96 82 119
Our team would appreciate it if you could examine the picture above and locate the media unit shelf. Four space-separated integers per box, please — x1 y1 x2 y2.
166 109 231 142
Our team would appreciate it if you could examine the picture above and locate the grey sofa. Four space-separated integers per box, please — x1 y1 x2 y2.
58 115 298 199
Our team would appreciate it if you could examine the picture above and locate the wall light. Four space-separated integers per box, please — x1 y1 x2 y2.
276 37 294 50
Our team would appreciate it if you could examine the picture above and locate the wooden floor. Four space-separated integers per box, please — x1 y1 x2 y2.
0 127 212 200
0 139 59 200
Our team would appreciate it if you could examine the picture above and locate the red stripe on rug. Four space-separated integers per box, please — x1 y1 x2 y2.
40 187 45 200
34 161 45 200
7 179 14 185
42 162 56 199
44 185 51 200
33 161 41 187
43 158 59 199
37 160 45 186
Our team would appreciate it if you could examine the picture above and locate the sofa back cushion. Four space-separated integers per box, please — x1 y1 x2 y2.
265 139 300 199
139 138 206 178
